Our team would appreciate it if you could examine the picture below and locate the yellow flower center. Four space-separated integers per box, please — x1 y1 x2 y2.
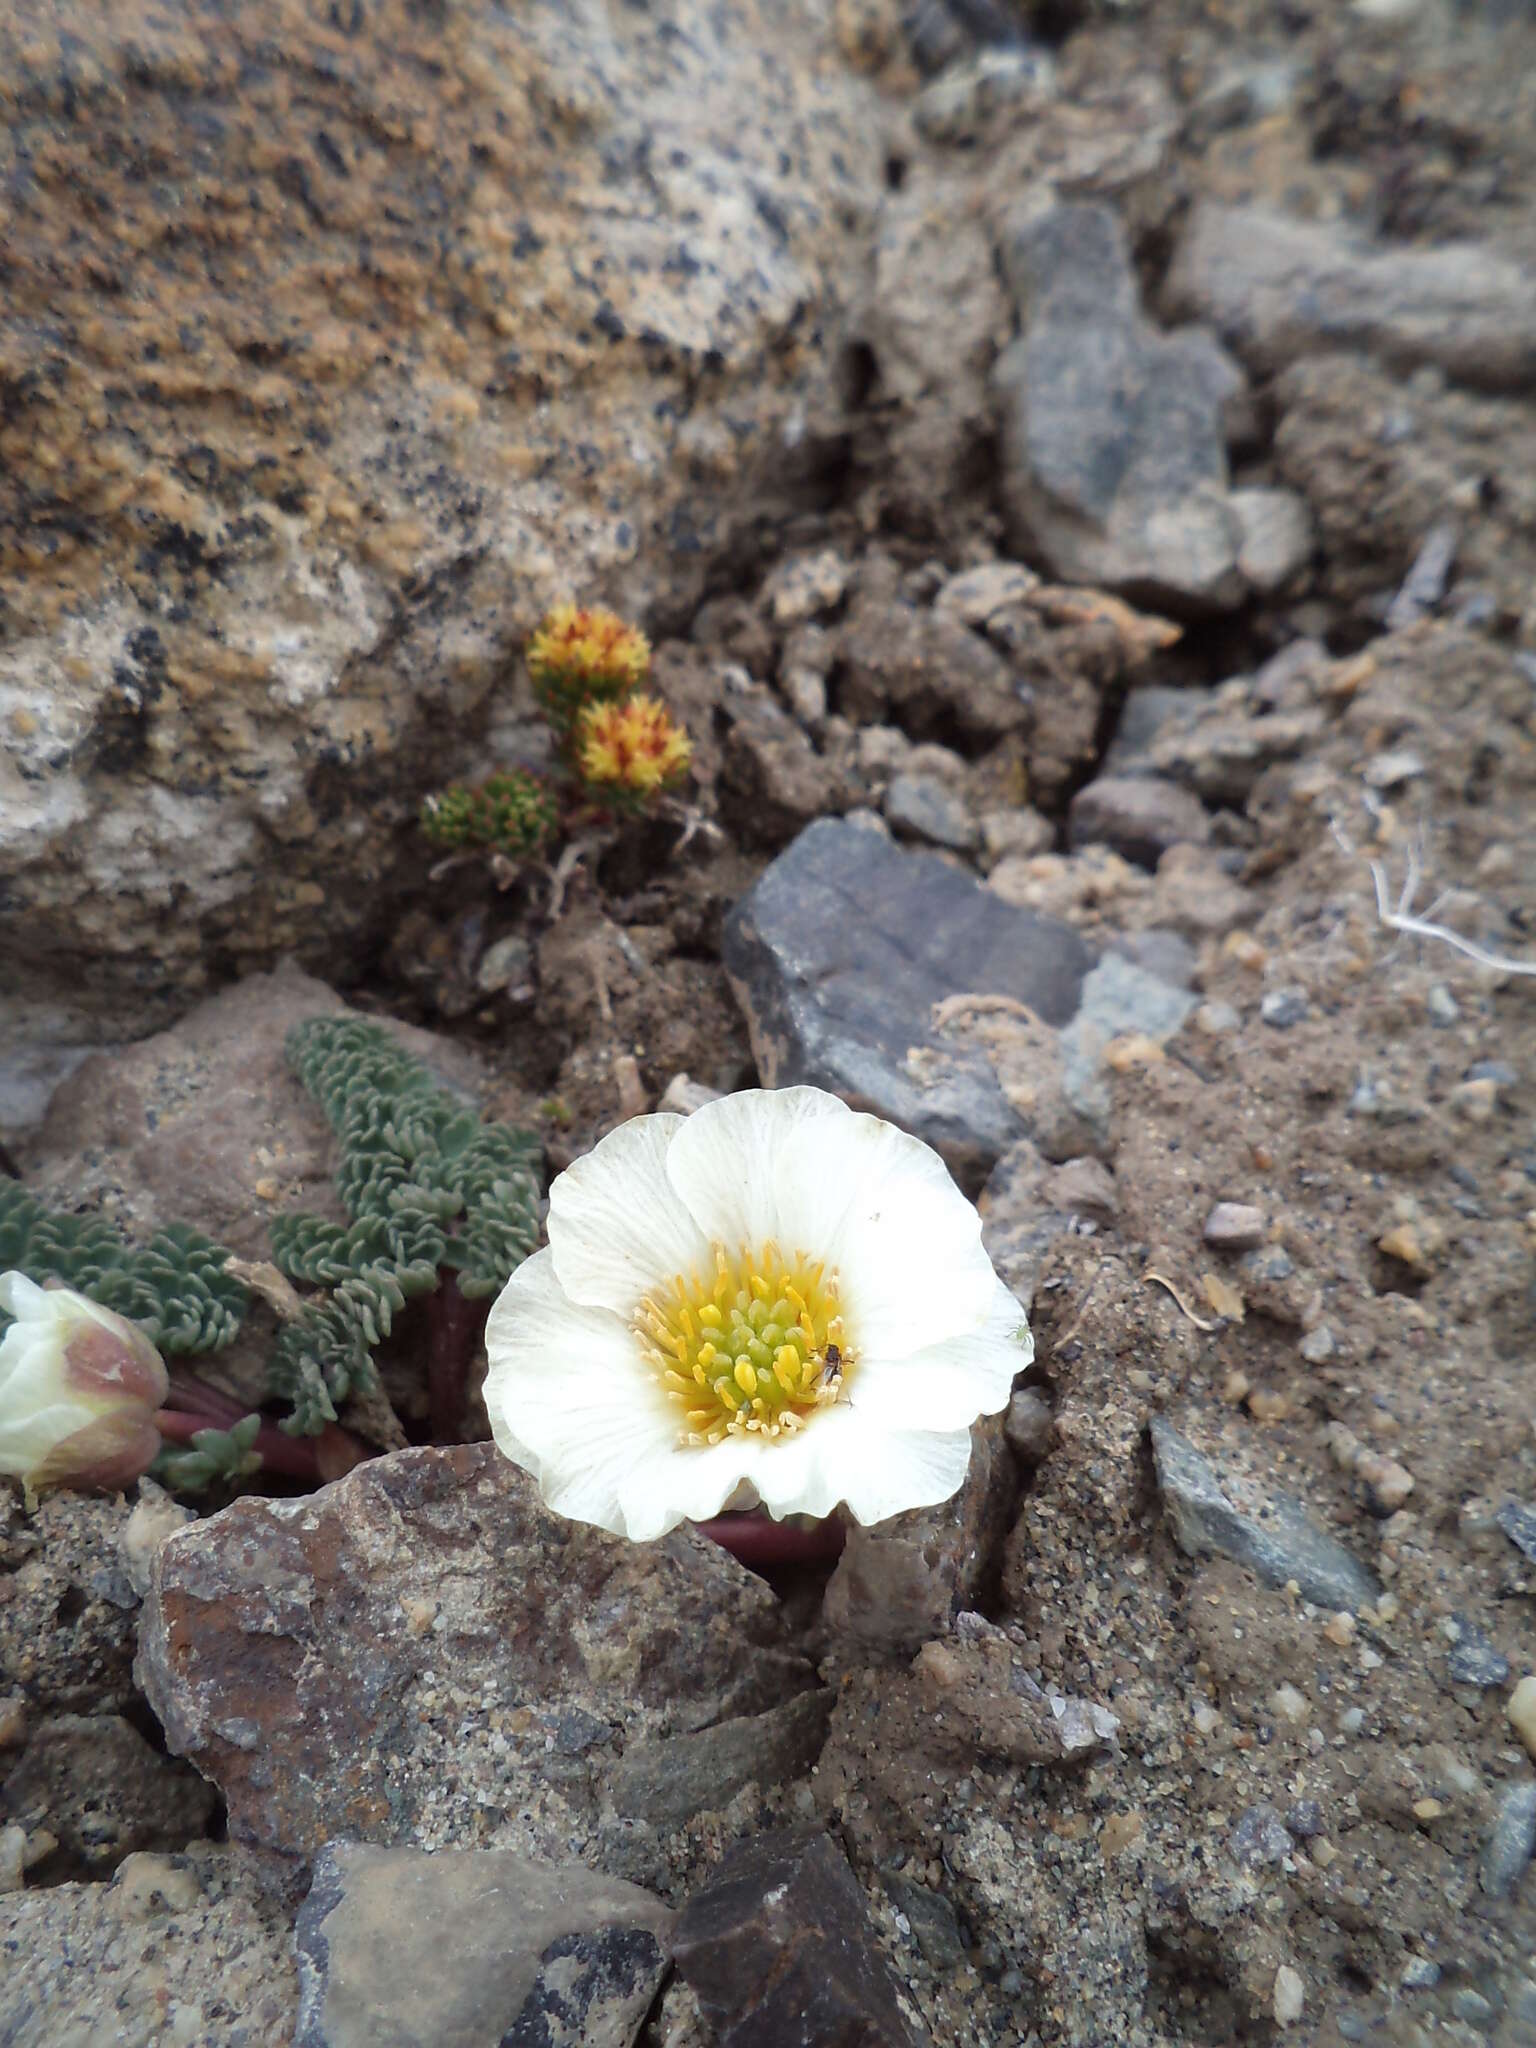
635 1242 850 1445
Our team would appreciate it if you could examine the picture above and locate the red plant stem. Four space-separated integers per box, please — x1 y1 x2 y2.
155 1408 324 1481
695 1513 847 1568
163 1372 247 1425
158 1372 367 1482
427 1269 485 1443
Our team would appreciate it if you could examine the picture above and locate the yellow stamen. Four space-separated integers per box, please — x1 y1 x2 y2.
633 1240 856 1450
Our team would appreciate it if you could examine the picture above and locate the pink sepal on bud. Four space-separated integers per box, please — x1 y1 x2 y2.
0 1272 170 1496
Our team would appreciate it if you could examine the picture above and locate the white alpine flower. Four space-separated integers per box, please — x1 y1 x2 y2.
484 1087 1032 1541
0 1272 169 1495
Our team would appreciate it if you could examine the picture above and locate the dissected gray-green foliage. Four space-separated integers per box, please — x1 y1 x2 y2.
0 1182 246 1354
269 1017 543 1434
0 1018 542 1462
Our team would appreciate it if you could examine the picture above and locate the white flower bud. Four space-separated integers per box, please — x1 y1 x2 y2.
0 1272 169 1495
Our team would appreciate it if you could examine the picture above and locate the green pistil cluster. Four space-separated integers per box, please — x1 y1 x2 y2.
636 1245 848 1446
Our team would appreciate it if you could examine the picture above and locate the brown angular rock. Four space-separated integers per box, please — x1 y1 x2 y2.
837 599 1029 743
136 1445 816 1870
21 963 487 1257
674 1829 926 2048
1068 775 1211 869
822 1415 1016 1660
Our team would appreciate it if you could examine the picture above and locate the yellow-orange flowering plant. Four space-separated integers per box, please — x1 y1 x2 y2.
421 603 692 868
576 695 692 805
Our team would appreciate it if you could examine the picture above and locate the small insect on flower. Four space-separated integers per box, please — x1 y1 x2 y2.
483 1087 1032 1541
814 1342 843 1402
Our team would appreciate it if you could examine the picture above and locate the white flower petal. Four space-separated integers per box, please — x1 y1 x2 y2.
854 1276 1032 1431
0 1272 46 1322
483 1236 671 1466
664 1086 857 1254
666 1088 996 1360
743 1406 976 1524
546 1113 713 1317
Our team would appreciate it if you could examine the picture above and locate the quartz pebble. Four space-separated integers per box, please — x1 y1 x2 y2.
1273 1965 1305 2027
1509 1675 1536 1760
1203 1202 1266 1251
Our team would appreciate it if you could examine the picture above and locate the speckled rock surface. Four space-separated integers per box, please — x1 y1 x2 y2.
0 0 880 1082
1 1712 217 1879
135 1445 816 1873
0 1842 299 2048
294 1842 673 2048
0 1488 141 1717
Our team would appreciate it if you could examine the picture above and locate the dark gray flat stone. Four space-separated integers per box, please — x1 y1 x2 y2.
722 818 1096 1186
1150 1416 1381 1613
1497 1499 1536 1563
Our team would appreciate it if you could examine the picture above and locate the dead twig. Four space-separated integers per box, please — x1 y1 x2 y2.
1332 812 1536 979
1143 1270 1217 1332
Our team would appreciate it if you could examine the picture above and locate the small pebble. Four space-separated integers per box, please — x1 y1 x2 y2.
0 1825 23 1896
1003 1389 1053 1462
1400 1958 1441 1990
1411 1797 1445 1823
1230 1804 1294 1866
1272 1684 1310 1725
1355 1450 1415 1513
1362 748 1425 790
1260 988 1309 1029
1299 1325 1337 1365
1273 1965 1305 2027
1467 1058 1518 1087
1450 1076 1499 1123
1339 1707 1366 1735
1323 1613 1357 1648
1204 1202 1266 1251
657 1073 722 1116
1450 1989 1495 2026
1509 1675 1536 1760
0 1698 25 1751
1478 1780 1536 1898
1425 983 1460 1026
1285 1800 1324 1839
1193 1000 1241 1036
1444 1614 1509 1690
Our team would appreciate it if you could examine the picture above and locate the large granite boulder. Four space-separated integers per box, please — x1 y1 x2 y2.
0 0 879 1105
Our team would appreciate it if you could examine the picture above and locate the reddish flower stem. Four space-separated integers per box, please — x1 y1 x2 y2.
158 1373 367 1482
695 1512 846 1568
426 1269 485 1443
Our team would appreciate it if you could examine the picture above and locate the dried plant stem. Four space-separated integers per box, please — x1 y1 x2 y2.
1332 816 1536 978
